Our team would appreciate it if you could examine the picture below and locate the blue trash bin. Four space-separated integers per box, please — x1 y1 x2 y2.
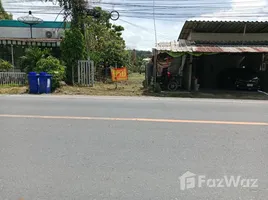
39 72 52 94
28 72 39 94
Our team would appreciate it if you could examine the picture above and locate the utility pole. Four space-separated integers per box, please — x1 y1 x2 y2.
153 0 157 46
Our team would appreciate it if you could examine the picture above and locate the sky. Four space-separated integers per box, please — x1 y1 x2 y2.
2 0 268 50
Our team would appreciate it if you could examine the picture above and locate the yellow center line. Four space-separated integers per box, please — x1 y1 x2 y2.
0 114 267 126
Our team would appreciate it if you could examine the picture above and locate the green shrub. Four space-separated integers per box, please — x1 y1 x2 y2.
35 56 65 90
20 47 51 73
0 59 13 72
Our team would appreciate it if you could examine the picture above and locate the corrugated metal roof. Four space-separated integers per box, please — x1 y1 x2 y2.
156 40 195 52
179 20 268 40
156 40 268 53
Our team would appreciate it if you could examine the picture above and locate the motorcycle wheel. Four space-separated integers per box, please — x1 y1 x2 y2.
168 81 179 91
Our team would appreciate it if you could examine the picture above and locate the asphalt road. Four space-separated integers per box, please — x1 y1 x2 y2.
0 95 268 200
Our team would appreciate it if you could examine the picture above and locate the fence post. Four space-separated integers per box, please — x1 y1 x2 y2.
91 60 94 87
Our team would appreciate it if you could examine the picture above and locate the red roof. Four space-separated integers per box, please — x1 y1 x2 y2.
194 46 268 53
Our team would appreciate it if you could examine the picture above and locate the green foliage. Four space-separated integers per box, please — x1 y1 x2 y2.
125 50 152 73
20 47 51 73
60 28 86 84
0 59 13 72
135 50 152 59
0 0 12 19
35 56 65 90
85 7 127 67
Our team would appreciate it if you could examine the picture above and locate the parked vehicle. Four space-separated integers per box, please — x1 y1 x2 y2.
156 68 182 91
217 67 260 90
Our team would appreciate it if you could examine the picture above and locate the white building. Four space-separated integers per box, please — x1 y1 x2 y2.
0 20 70 47
0 20 70 69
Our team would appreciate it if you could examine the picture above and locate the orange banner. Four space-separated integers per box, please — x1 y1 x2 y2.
111 67 128 82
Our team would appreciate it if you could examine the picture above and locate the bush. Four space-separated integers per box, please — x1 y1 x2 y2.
20 47 51 73
35 56 65 90
0 59 13 72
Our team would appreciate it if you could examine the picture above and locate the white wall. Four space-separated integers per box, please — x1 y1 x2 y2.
0 27 65 39
188 32 268 42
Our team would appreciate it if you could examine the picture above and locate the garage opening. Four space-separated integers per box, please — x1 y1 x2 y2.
194 53 264 90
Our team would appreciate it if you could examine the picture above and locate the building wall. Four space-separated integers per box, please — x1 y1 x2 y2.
0 20 70 39
188 32 268 42
0 27 65 39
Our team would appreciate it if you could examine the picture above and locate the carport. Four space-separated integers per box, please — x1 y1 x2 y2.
153 40 268 92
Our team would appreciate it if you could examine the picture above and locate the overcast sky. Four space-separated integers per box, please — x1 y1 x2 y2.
2 0 268 50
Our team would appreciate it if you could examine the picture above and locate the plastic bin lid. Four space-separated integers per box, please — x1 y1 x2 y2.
28 72 37 75
39 72 47 76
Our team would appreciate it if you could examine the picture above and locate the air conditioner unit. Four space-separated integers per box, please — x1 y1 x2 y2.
45 31 53 38
45 30 57 38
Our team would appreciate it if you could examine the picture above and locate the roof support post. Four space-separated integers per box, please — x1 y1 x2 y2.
242 23 247 45
187 55 193 91
11 44 14 72
153 48 158 87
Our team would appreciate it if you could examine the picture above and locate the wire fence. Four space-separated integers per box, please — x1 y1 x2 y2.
0 72 27 86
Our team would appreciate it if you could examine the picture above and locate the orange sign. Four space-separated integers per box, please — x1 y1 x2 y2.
111 67 128 82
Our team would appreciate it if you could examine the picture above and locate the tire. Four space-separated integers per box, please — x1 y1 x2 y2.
168 81 179 91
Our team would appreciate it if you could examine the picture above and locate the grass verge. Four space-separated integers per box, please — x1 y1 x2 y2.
1 73 268 100
0 85 27 94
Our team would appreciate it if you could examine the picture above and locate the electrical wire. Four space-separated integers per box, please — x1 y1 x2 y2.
2 0 268 22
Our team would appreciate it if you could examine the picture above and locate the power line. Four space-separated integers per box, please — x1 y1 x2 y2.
4 10 268 21
3 0 268 22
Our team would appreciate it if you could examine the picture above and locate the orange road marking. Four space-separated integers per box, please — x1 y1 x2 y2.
0 114 268 126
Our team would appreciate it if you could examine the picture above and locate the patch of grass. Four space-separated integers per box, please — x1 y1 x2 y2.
55 73 146 96
2 73 267 101
0 86 28 94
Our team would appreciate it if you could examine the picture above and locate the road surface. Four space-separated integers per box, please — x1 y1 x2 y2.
0 95 268 200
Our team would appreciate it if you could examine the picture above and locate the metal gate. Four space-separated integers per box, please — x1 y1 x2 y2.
73 60 95 86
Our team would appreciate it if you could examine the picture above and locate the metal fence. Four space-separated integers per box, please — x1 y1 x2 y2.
0 72 27 86
73 60 95 86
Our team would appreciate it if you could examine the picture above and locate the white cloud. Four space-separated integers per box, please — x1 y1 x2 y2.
193 0 268 21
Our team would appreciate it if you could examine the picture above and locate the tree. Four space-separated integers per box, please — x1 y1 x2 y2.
0 0 12 19
126 50 152 73
43 0 87 29
84 7 127 67
60 28 86 84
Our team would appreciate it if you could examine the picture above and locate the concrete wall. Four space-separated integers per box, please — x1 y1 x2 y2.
0 27 65 39
188 32 268 42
